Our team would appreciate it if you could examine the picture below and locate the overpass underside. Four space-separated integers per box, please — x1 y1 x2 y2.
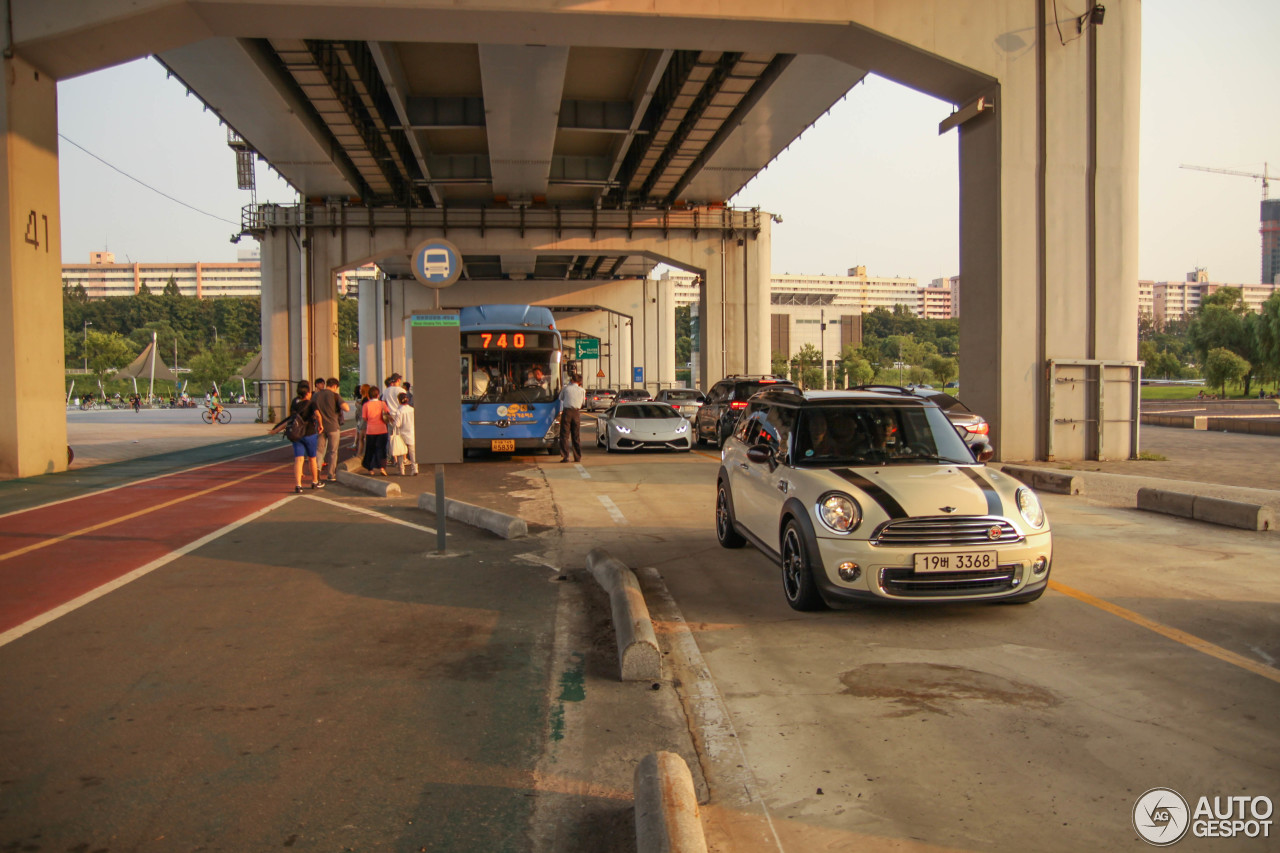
1 1 1141 476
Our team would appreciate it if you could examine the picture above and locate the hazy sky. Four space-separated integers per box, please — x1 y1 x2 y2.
56 0 1279 285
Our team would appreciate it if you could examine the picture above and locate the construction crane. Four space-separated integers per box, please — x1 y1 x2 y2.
1180 162 1271 199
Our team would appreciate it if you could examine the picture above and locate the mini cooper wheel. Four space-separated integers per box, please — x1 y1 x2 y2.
781 520 826 611
715 482 746 549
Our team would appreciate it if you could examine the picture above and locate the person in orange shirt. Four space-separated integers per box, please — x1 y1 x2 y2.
361 386 391 475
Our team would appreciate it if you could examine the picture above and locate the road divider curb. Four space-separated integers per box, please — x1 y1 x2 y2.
417 492 527 539
1137 487 1274 531
586 548 662 681
998 464 1084 495
634 751 708 853
336 470 401 497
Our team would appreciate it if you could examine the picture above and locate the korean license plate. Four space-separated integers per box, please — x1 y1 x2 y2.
914 550 996 573
491 439 516 452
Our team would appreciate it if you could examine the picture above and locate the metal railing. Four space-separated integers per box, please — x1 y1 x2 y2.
242 203 762 240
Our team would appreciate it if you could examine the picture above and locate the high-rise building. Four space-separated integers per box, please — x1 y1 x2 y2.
1263 199 1280 285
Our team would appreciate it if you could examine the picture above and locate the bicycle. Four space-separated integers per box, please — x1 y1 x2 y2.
202 407 231 424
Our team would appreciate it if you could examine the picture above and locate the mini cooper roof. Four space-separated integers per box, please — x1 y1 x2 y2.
751 388 938 407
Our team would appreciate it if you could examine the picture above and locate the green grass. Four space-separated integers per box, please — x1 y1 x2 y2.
1139 385 1255 401
1136 451 1167 461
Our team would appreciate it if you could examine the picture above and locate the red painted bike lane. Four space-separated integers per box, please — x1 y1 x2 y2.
0 447 302 637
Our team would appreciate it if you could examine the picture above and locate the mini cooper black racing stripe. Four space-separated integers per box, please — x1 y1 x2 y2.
833 469 908 519
960 466 1003 516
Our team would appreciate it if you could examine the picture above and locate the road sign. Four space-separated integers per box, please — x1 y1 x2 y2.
576 338 599 359
633 366 644 383
411 239 462 287
597 369 605 378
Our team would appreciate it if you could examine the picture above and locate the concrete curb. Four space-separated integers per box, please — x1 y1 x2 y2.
634 751 708 853
998 464 1084 495
336 469 401 497
1137 488 1274 531
585 548 662 681
417 492 528 539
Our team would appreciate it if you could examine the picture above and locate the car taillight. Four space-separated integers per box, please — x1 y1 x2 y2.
729 401 747 410
970 423 990 435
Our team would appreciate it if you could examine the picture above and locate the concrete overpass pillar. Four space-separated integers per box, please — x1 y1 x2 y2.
0 57 65 476
956 2 1140 461
259 231 293 384
700 228 771 388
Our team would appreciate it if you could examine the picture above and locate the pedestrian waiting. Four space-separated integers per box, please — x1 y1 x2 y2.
361 386 392 476
269 379 326 493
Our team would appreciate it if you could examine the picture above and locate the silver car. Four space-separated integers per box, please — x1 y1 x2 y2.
716 389 1051 611
653 388 706 420
595 402 692 452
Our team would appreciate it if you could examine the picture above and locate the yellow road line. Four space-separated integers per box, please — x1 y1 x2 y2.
1049 580 1280 685
0 463 289 564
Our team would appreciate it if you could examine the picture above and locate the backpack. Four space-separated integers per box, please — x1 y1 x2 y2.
284 413 308 442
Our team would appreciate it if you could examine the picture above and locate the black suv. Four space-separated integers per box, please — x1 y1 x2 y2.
694 375 799 448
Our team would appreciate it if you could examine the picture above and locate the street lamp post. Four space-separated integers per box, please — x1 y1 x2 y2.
83 320 92 372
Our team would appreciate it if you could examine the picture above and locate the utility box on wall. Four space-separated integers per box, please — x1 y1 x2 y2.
407 313 462 464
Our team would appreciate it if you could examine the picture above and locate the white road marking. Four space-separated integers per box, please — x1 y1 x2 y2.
305 494 444 535
574 463 590 479
0 495 297 649
597 494 628 525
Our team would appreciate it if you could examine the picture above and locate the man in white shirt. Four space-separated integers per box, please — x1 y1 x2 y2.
558 373 586 462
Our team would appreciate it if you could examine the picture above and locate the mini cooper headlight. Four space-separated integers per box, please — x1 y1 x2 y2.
1016 487 1046 529
817 492 862 534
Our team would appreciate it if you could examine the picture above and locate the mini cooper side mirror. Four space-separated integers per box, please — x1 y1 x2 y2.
972 441 995 463
746 445 774 465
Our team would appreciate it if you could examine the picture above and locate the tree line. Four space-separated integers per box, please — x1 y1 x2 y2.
768 305 961 390
62 279 359 396
1142 288 1280 396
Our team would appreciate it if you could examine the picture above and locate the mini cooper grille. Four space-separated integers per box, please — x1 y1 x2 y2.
871 516 1021 547
879 566 1020 597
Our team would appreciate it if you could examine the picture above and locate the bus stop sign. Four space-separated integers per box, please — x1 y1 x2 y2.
411 239 463 287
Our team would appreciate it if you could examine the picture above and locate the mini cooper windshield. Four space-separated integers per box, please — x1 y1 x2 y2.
792 404 974 466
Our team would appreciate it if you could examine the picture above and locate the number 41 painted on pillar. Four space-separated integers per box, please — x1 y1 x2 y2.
24 210 49 252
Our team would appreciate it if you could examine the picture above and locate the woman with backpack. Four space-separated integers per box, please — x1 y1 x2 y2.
270 379 325 493
361 386 392 475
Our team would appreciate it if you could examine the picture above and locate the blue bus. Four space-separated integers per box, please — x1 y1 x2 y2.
460 304 563 454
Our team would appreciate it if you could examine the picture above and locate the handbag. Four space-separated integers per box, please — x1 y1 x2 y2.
381 404 395 428
388 433 408 457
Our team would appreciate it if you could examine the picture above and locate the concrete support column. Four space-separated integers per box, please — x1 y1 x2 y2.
0 57 65 476
358 274 380 386
259 231 293 383
700 240 730 388
308 240 342 382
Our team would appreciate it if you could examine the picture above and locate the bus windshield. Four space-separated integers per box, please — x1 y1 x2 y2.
463 344 561 405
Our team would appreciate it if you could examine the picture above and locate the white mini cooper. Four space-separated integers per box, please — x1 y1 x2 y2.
716 389 1052 610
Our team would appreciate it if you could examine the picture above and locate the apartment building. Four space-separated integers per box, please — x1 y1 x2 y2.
62 250 378 299
1146 268 1279 324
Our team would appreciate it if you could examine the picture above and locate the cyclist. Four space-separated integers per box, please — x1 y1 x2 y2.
206 391 225 425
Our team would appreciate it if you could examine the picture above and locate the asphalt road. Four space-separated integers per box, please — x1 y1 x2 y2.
535 426 1279 852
